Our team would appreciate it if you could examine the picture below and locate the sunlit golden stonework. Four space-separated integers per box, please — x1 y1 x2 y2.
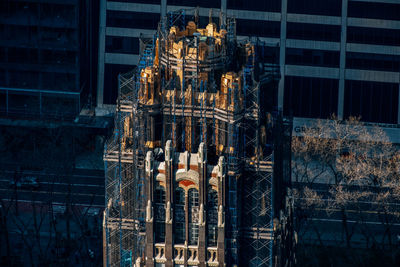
103 9 295 267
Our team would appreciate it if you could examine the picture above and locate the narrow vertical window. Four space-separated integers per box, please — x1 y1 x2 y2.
174 187 185 244
154 184 165 242
207 187 218 246
188 188 199 245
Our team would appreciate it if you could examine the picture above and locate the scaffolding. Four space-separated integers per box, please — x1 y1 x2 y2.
103 8 294 267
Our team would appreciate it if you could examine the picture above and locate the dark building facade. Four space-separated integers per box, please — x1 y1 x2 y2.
97 0 400 142
103 11 294 267
0 0 98 120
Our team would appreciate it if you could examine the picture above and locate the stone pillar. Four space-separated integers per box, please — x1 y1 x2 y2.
164 141 174 267
145 151 155 267
145 200 154 267
217 157 225 207
198 143 207 266
217 205 225 267
217 157 225 266
102 213 107 267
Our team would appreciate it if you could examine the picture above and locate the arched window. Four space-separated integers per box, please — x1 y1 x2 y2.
174 187 185 244
154 184 165 243
207 187 218 246
188 188 199 245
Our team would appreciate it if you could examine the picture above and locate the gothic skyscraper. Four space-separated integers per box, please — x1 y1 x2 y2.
103 9 294 267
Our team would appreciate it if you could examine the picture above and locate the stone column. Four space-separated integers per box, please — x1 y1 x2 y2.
217 157 225 266
198 143 207 266
145 151 154 267
217 157 225 207
164 141 174 267
217 205 225 267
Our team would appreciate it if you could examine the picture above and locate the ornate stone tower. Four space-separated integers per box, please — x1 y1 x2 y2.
103 9 294 267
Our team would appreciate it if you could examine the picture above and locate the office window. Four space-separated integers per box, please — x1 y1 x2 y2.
288 0 341 16
8 48 39 65
287 23 341 42
0 25 39 44
169 0 220 8
40 72 76 92
106 36 140 55
258 45 280 64
344 80 398 124
284 76 338 118
0 69 6 87
40 49 76 65
347 26 400 46
40 27 78 47
40 3 76 27
286 48 340 68
0 0 76 24
108 0 160 4
107 11 160 29
348 2 400 21
346 52 400 72
228 0 281 12
0 90 6 114
236 19 280 38
8 70 40 89
0 25 5 41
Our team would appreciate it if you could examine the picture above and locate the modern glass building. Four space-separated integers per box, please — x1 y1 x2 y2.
0 0 97 121
97 0 400 140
